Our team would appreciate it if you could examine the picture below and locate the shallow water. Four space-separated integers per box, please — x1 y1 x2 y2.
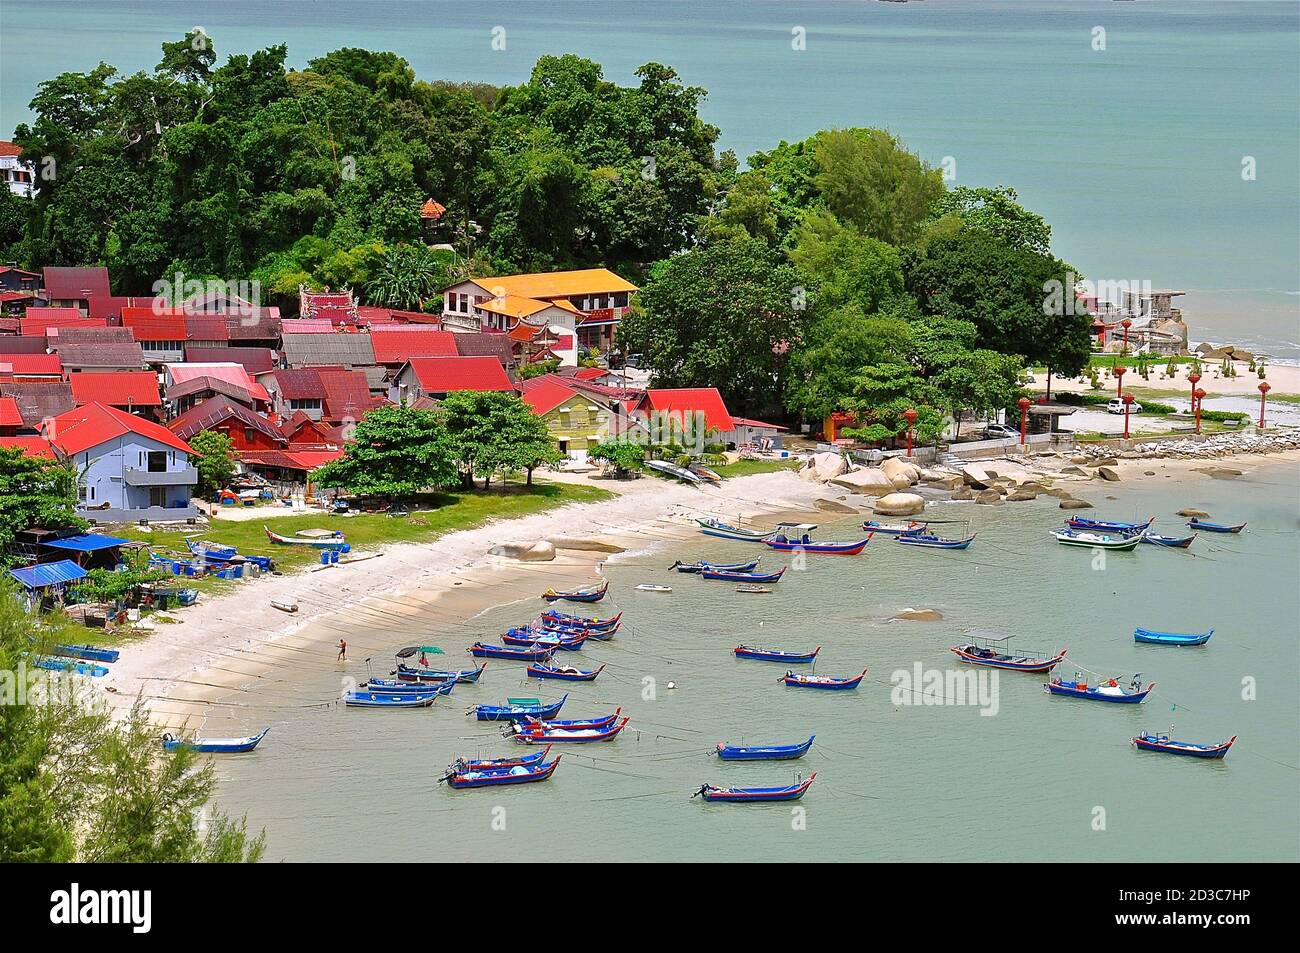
209 459 1300 861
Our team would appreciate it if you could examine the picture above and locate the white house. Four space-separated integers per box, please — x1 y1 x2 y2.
0 141 36 198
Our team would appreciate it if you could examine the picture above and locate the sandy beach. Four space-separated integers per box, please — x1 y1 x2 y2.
1029 361 1300 399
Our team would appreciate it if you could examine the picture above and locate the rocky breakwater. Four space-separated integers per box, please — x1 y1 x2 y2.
1072 428 1300 461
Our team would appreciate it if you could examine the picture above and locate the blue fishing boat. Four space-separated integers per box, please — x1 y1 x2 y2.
1065 516 1154 535
671 558 761 574
344 690 440 708
716 735 815 761
186 540 274 571
469 642 554 662
31 656 109 677
396 662 486 683
527 662 605 681
161 727 270 753
782 668 867 690
1131 731 1236 759
449 745 552 774
510 716 631 744
1134 627 1214 646
442 755 562 789
502 627 588 650
696 518 775 542
474 694 568 722
862 520 926 536
1045 675 1153 703
1051 529 1142 551
541 581 608 603
1140 532 1196 549
522 709 621 731
701 566 786 583
1187 518 1246 534
365 678 455 695
540 609 621 630
54 644 120 664
896 533 976 550
734 644 821 664
693 773 816 802
950 639 1066 673
764 524 871 555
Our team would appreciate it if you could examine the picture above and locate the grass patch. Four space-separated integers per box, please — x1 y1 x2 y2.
714 459 800 479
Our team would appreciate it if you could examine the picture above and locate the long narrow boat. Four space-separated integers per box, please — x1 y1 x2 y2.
344 690 440 708
862 520 927 536
474 694 568 722
896 533 976 550
1131 732 1236 759
522 709 622 732
396 662 486 683
1187 518 1246 534
540 609 621 630
502 628 588 651
443 755 562 789
1065 516 1154 535
528 616 616 636
1134 627 1214 647
696 518 775 542
716 735 815 761
186 540 274 570
671 558 761 574
782 668 867 690
54 644 120 664
701 566 786 583
1044 676 1153 703
263 525 348 549
510 716 631 744
950 641 1066 673
527 662 605 682
734 644 821 664
161 727 270 753
364 678 455 695
1140 532 1196 549
469 642 554 662
541 581 609 603
31 656 109 677
690 463 723 483
693 774 816 803
764 535 871 555
646 459 704 484
1051 529 1142 551
449 745 552 773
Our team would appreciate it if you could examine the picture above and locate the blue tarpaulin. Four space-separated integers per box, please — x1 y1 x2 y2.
8 560 88 590
42 533 128 553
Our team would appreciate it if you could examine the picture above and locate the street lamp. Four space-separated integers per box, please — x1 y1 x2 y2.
1193 388 1207 434
1121 392 1134 440
1258 381 1271 429
1114 365 1127 397
903 408 918 457
1187 370 1201 409
1017 396 1031 445
1120 318 1132 354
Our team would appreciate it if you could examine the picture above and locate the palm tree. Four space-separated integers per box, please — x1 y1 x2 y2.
365 244 445 310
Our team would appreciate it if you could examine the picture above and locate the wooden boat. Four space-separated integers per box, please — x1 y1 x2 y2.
502 628 588 650
161 727 269 753
693 774 816 803
896 533 976 550
1140 532 1196 549
541 581 608 603
364 678 455 695
449 745 552 773
1187 518 1246 534
634 584 673 592
1066 516 1154 536
528 616 611 635
782 668 867 690
764 524 871 555
523 709 622 732
31 656 109 677
696 518 775 542
263 525 348 549
176 588 200 606
540 609 621 630
950 639 1066 673
734 644 820 664
511 716 631 744
862 519 926 536
344 690 440 708
1044 676 1153 703
735 585 772 594
689 464 723 483
716 735 815 761
443 755 562 789
186 540 273 570
1051 529 1142 551
527 662 605 682
646 459 703 484
671 558 761 574
474 694 568 722
54 644 120 664
469 642 554 662
1134 627 1214 647
701 566 785 583
396 662 486 683
1131 731 1236 759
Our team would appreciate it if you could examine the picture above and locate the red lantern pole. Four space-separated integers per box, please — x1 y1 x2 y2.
1114 365 1127 398
1258 381 1271 429
1120 318 1132 354
1121 393 1134 440
903 408 918 457
1187 370 1201 409
1193 388 1206 434
1017 396 1031 445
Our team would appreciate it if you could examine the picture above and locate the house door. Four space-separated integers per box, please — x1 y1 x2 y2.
558 439 570 458
150 487 167 508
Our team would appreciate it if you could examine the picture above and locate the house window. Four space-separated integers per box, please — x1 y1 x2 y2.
147 451 166 472
244 427 256 443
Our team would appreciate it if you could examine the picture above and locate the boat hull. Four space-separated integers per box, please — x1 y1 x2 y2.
1044 680 1153 703
949 646 1065 673
701 567 785 583
896 534 975 550
716 736 815 761
698 774 816 802
782 669 866 690
734 645 820 664
696 519 774 542
1188 520 1245 533
541 583 608 603
764 537 870 555
475 695 568 722
470 643 554 662
446 756 562 788
162 727 269 753
526 663 604 681
344 691 439 708
1132 734 1235 759
1134 627 1213 646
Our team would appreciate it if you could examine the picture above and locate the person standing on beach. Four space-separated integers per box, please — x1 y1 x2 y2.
337 639 347 661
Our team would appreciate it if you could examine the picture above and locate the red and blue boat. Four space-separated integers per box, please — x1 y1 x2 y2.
527 662 605 682
449 744 552 773
1134 627 1213 646
396 662 486 683
1045 675 1153 703
469 642 554 662
510 716 631 744
734 644 820 664
522 708 622 732
950 638 1065 673
693 773 816 802
540 609 621 630
541 581 609 603
701 566 786 583
474 694 568 722
502 627 589 650
862 519 927 536
364 678 455 695
782 668 867 690
1131 731 1236 759
716 735 815 761
344 690 440 708
1187 518 1246 534
764 523 871 555
671 558 761 574
442 755 562 789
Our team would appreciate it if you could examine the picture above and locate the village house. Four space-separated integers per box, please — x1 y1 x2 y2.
263 366 383 424
67 372 163 420
0 381 75 432
368 326 459 368
520 375 613 462
19 308 103 336
389 356 514 403
630 387 786 451
0 351 62 381
0 141 36 198
163 362 271 416
0 395 21 436
280 330 376 370
41 267 111 314
168 394 291 453
51 341 147 374
44 401 199 520
0 267 41 313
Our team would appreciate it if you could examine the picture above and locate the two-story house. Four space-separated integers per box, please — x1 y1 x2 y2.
520 375 613 462
0 141 36 198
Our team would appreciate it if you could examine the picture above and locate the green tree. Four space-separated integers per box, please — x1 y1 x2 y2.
364 243 446 310
187 429 236 496
930 185 1052 255
588 439 645 476
314 405 456 498
789 210 905 314
440 391 560 488
786 306 911 420
0 449 85 569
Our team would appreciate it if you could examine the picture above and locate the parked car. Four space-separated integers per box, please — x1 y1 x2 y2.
1106 398 1142 414
983 423 1020 440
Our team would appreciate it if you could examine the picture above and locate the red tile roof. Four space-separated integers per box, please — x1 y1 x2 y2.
184 313 229 342
280 319 336 333
47 402 193 456
86 295 162 321
183 346 275 375
42 267 111 301
270 368 326 400
731 416 788 431
405 356 514 394
0 435 54 458
169 395 286 443
20 309 102 335
639 388 735 432
238 448 344 472
68 372 161 408
317 367 383 421
369 328 459 364
0 141 24 158
520 375 582 417
0 353 62 376
121 307 187 340
168 362 268 401
0 396 22 428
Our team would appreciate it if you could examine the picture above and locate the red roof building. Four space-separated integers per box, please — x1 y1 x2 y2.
42 267 111 310
0 435 54 458
46 401 192 456
20 308 102 336
0 395 22 433
0 352 62 379
634 388 735 433
390 356 514 401
68 372 162 415
168 395 288 451
368 327 459 365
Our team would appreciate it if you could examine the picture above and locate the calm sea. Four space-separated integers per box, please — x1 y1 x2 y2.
201 461 1299 862
2 0 1297 357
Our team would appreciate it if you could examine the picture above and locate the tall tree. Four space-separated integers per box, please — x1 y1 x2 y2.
0 449 84 569
187 430 235 495
313 405 456 498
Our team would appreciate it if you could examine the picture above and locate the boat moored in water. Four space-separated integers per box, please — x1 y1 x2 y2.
509 716 631 744
896 533 976 550
1187 518 1246 534
442 755 562 789
1051 529 1142 550
475 694 568 722
527 662 605 681
671 558 761 574
541 581 609 603
716 735 815 761
734 644 821 664
1045 675 1153 703
950 639 1066 673
764 524 872 555
161 727 270 753
1134 627 1214 646
696 518 776 542
469 642 555 662
693 773 816 802
701 566 786 583
1140 532 1196 549
862 519 927 536
1065 516 1154 536
782 668 867 690
1131 731 1236 759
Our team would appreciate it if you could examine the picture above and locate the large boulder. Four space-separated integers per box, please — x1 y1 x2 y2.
1060 499 1094 509
873 492 926 516
1177 507 1210 518
975 489 1004 505
1096 467 1121 482
1006 487 1039 501
962 464 994 489
951 487 975 501
881 456 920 489
812 451 849 480
547 537 625 554
893 608 944 622
1040 486 1075 499
798 465 822 483
815 498 858 514
924 474 964 491
489 540 557 561
829 467 894 494
1193 466 1243 480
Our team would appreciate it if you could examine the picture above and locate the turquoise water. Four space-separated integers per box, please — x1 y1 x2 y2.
2 0 1297 356
205 461 1299 861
